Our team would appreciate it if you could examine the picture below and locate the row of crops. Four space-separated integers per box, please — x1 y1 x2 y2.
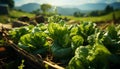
8 16 120 69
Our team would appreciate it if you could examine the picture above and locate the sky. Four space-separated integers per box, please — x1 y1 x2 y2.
14 0 120 6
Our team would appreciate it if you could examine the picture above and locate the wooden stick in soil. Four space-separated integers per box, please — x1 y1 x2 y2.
43 61 65 69
2 27 45 69
7 40 45 69
37 54 65 69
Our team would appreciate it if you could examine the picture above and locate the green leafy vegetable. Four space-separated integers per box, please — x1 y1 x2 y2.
9 25 34 43
68 43 111 69
51 42 72 59
18 32 49 55
106 24 117 39
71 35 84 50
48 23 70 47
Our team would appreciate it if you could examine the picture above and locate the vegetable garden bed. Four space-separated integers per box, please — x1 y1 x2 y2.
0 27 65 69
0 19 120 69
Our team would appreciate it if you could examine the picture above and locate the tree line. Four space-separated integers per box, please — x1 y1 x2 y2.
73 5 118 17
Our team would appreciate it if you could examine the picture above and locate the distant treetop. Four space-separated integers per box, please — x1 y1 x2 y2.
0 0 14 8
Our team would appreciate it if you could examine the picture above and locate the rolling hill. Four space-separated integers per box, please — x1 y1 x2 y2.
15 2 120 15
15 3 40 12
57 7 80 15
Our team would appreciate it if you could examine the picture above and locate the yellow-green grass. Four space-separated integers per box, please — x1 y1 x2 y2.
0 15 9 23
0 10 35 23
10 10 35 18
64 10 120 23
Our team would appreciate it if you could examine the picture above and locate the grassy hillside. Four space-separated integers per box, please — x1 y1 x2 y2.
0 10 35 23
10 10 35 18
65 10 120 23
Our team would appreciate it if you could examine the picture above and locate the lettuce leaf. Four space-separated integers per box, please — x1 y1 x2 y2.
68 43 111 69
18 32 49 55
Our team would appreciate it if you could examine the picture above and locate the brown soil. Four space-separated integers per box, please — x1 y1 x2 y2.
0 23 12 30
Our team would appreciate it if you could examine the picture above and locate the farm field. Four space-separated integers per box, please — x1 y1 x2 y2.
1 16 120 68
0 0 120 69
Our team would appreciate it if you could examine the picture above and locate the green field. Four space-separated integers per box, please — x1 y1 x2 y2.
1 10 120 24
0 10 35 23
10 10 35 18
65 10 120 23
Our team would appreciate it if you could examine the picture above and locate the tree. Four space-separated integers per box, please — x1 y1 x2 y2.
88 11 99 16
53 6 58 15
0 0 14 8
73 11 82 17
105 5 114 13
40 4 52 13
32 9 40 15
